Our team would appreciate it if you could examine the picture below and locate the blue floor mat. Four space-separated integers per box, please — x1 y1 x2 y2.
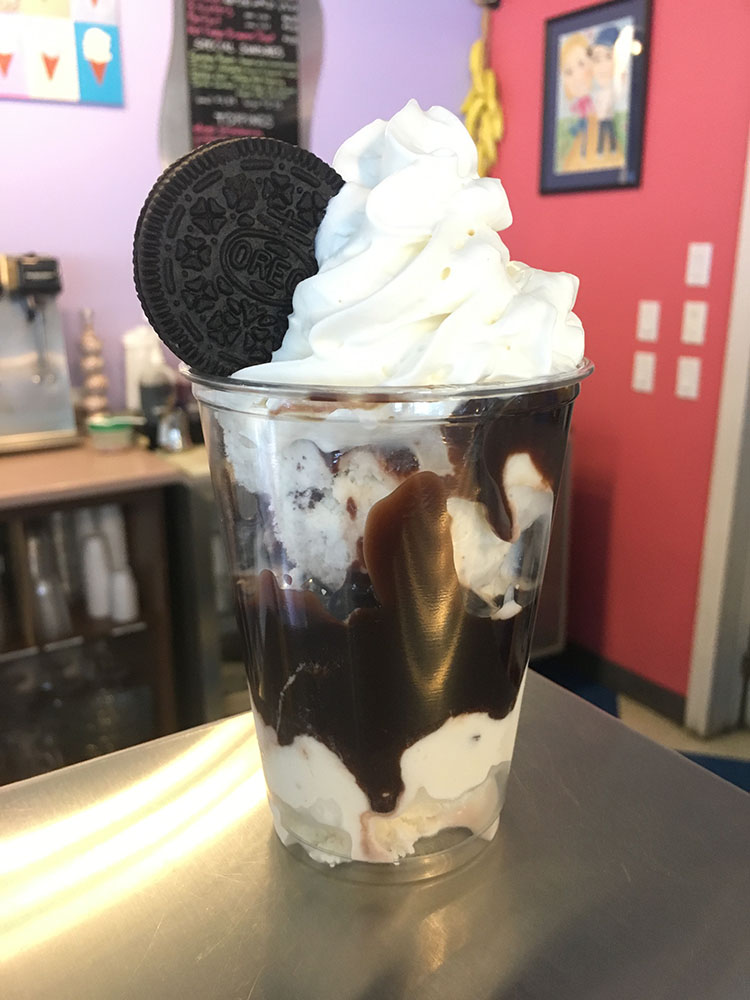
531 656 749 794
531 658 619 717
682 753 750 793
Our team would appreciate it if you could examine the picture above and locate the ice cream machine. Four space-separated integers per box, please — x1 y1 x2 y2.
0 253 78 453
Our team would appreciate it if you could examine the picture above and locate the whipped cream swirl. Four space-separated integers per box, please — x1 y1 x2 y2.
239 100 585 386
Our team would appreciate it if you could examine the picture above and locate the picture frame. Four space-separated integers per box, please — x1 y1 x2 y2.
540 0 651 194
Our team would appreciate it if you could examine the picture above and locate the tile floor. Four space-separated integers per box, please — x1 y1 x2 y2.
617 694 750 760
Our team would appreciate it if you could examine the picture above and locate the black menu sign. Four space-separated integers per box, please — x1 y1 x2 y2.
185 0 298 147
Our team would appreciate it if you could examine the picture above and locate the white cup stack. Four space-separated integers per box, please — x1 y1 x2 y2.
77 508 110 621
100 505 140 624
109 566 140 624
77 505 140 624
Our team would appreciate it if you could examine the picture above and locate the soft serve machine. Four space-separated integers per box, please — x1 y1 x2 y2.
0 253 78 453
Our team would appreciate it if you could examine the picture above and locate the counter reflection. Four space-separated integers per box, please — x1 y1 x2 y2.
0 715 265 961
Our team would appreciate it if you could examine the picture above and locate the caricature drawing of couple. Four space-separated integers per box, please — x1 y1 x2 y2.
557 22 629 173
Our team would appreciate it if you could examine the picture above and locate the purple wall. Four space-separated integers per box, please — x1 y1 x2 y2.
1 1 170 408
309 0 480 164
1 1 479 407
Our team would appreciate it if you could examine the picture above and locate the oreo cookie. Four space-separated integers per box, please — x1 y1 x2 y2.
133 138 343 376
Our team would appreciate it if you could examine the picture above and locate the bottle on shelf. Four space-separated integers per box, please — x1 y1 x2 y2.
49 509 81 605
139 342 175 450
26 528 73 644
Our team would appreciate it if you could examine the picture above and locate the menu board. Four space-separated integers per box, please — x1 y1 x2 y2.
0 0 123 107
185 0 298 148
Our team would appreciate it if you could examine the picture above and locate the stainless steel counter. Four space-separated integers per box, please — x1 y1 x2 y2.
2 672 748 999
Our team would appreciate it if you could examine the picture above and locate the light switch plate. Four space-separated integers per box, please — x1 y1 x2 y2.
675 356 701 399
685 242 713 287
636 300 660 342
632 351 656 393
681 300 708 345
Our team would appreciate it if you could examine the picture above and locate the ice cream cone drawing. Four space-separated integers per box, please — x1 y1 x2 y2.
42 52 59 80
36 21 64 83
90 60 106 83
0 14 18 78
23 16 80 102
82 26 112 85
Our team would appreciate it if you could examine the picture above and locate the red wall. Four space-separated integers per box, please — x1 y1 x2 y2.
489 0 750 694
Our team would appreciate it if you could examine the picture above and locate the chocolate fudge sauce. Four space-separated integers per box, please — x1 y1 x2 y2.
230 387 577 814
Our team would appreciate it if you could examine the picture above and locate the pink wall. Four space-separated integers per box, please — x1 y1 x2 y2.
1 1 479 408
489 0 750 694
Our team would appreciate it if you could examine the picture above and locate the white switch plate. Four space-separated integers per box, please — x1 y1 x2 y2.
632 351 656 393
636 300 660 342
681 300 708 345
675 356 701 399
685 242 713 287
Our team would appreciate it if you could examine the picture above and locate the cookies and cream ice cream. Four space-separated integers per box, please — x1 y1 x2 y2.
197 101 589 869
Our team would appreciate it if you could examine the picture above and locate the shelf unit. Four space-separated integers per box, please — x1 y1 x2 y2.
0 485 177 784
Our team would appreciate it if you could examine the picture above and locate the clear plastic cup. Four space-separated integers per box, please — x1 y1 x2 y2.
189 360 592 880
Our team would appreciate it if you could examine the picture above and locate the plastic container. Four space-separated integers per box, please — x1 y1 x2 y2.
189 359 593 880
86 416 140 451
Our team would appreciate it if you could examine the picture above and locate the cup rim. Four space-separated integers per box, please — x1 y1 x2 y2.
183 357 594 402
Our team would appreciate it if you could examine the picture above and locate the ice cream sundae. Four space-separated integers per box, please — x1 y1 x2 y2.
134 100 590 875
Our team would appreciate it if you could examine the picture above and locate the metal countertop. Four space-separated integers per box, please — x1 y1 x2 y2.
2 672 748 999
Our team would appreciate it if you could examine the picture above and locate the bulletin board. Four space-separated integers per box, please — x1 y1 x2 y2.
185 0 298 147
0 0 124 107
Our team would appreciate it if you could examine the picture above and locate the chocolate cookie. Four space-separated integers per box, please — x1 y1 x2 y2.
133 138 343 376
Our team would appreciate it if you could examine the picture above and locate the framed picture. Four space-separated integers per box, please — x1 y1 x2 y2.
540 0 651 194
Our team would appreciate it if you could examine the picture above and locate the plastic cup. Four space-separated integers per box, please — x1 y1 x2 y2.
189 360 592 879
